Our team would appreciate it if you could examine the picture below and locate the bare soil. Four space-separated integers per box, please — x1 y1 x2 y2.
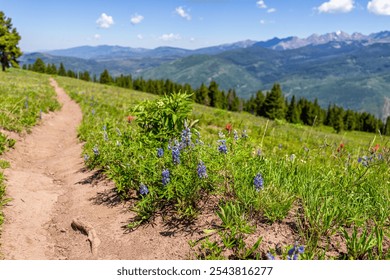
0 79 204 260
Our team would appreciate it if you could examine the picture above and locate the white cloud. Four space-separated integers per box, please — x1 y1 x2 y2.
175 6 191 20
137 34 143 40
256 0 267 9
94 34 101 40
317 0 355 13
131 14 144 25
96 13 114 28
260 19 266 24
159 33 181 41
368 0 390 15
267 8 276 13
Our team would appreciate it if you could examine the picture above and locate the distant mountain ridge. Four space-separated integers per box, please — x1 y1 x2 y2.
20 30 390 120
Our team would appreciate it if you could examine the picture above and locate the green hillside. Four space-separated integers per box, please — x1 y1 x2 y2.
54 73 389 260
1 69 389 259
142 43 390 119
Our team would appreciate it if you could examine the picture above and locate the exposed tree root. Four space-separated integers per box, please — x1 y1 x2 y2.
71 217 101 255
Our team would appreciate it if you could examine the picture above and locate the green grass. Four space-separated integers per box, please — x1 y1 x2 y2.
0 70 388 259
0 69 61 227
54 75 390 260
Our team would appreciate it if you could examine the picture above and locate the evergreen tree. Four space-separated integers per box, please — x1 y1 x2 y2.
384 116 390 136
99 69 112 84
208 81 223 108
195 83 210 106
254 90 265 116
286 95 300 123
262 83 285 120
58 63 66 76
0 11 22 71
32 58 46 73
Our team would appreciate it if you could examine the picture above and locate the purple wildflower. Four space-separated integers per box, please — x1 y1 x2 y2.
157 148 164 158
172 146 181 164
93 146 99 156
254 173 264 191
162 169 170 186
139 183 149 195
287 243 305 260
218 140 228 154
197 161 208 179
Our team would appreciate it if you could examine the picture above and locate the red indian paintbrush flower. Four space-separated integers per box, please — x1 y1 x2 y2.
127 115 136 123
225 123 232 133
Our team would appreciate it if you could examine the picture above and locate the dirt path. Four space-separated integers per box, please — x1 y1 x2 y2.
0 78 204 260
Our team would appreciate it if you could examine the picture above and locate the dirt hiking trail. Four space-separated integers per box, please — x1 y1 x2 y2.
0 78 204 260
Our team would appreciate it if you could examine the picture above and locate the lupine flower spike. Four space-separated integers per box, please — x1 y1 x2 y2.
197 161 208 179
218 140 228 154
287 242 305 260
157 148 164 158
162 169 170 186
139 183 149 195
254 173 264 192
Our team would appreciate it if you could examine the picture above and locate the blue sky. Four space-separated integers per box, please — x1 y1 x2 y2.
1 0 390 51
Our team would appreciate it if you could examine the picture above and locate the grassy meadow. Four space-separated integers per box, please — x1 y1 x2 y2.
0 69 389 259
0 69 61 225
55 74 390 260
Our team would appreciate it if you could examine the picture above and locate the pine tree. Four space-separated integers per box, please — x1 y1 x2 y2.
58 63 66 76
262 83 285 120
286 95 300 123
384 116 390 136
31 58 46 73
254 90 265 116
195 83 210 106
99 69 112 84
208 81 223 108
0 11 22 71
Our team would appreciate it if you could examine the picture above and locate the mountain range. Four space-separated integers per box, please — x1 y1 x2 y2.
20 31 390 120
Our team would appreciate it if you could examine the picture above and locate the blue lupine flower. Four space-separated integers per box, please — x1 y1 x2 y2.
103 132 108 141
172 146 181 164
218 140 228 154
181 127 192 148
102 124 107 131
139 183 149 195
83 154 90 161
241 129 248 138
157 148 164 158
162 169 170 186
93 146 99 156
254 173 264 191
266 252 275 260
197 161 208 179
287 243 304 260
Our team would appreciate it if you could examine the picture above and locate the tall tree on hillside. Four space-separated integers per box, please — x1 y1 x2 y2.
99 69 112 84
384 116 390 136
208 81 224 108
262 83 285 120
32 58 46 73
286 95 300 124
0 11 22 71
195 83 210 106
58 63 67 76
